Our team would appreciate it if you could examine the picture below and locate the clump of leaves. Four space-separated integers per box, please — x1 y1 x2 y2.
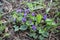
11 1 58 39
0 21 6 34
1 0 58 40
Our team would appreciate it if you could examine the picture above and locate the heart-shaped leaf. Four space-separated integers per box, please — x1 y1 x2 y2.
19 25 28 30
13 25 19 31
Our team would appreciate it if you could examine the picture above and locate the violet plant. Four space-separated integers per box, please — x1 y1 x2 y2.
12 4 58 40
0 0 59 40
0 0 58 40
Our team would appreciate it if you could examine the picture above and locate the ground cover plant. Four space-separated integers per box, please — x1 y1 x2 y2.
0 0 60 40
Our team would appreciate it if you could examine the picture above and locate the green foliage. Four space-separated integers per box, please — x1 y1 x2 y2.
27 1 46 11
29 14 36 20
46 8 50 14
27 3 33 11
28 33 38 39
26 21 34 25
4 33 10 37
0 21 6 34
36 14 43 23
13 25 19 31
39 35 44 40
13 25 28 31
17 16 23 21
13 13 17 18
0 0 59 40
46 18 53 25
0 2 3 13
19 25 28 30
42 32 49 37
0 37 2 40
11 2 58 39
46 18 57 26
0 14 2 19
38 27 49 37
0 25 6 32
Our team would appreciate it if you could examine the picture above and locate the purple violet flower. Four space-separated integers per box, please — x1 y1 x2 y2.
25 9 30 13
22 17 26 22
16 9 22 13
32 12 35 16
43 14 47 20
24 13 27 16
32 25 36 30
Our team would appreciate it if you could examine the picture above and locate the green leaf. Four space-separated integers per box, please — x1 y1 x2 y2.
0 31 2 34
46 20 57 26
13 25 19 31
4 33 10 37
27 3 33 11
19 25 28 30
38 27 49 37
0 14 2 18
0 21 2 25
29 14 36 21
46 22 52 25
39 29 44 34
46 8 50 14
26 21 34 25
46 18 53 22
12 11 17 14
38 27 44 34
44 26 51 31
42 32 49 37
46 18 53 25
0 21 6 33
0 26 5 31
51 22 57 26
0 37 2 40
33 6 44 10
17 16 23 21
39 35 44 40
36 14 43 23
28 33 38 39
0 2 3 13
13 14 17 18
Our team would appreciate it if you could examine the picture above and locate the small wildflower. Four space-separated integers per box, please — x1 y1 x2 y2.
16 9 22 13
43 14 47 20
22 17 26 22
32 12 35 16
24 13 27 16
25 9 30 13
32 25 36 30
